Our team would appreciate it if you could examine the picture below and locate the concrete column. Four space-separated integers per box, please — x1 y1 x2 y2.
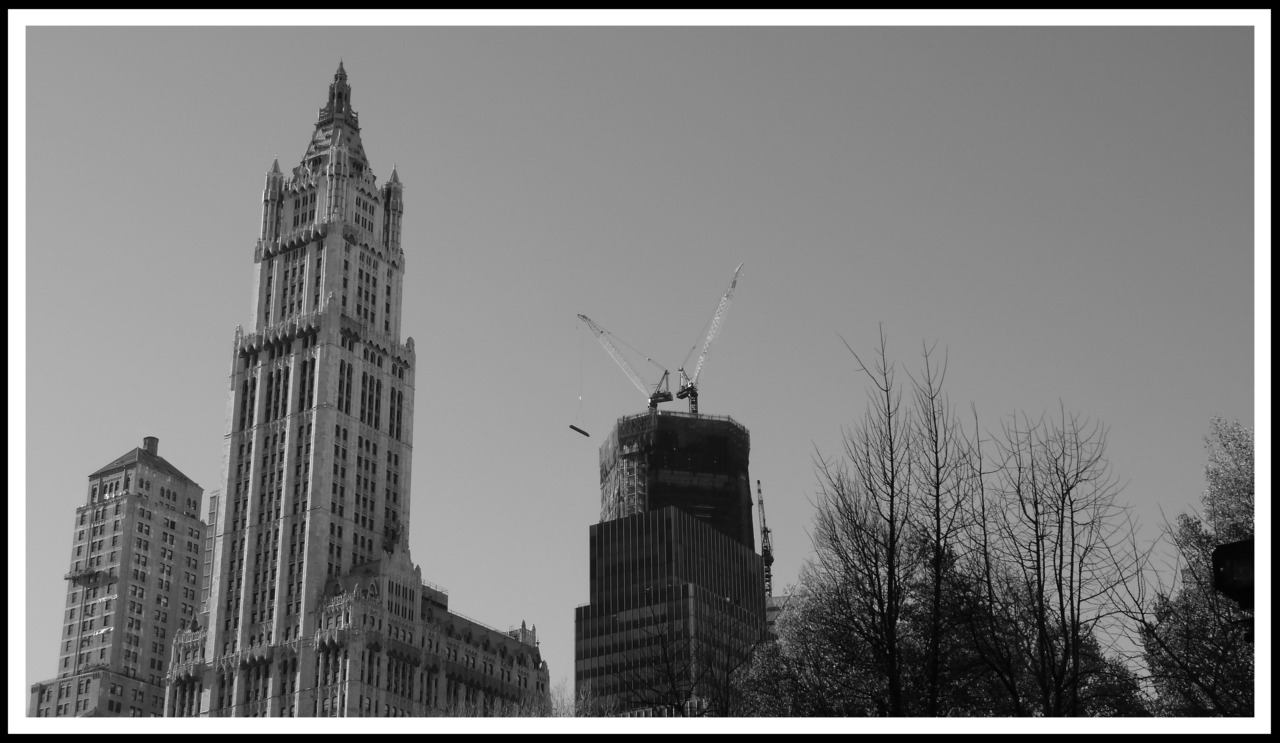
197 676 215 719
340 647 351 717
248 665 260 715
232 666 248 717
317 647 326 693
267 658 285 716
295 645 316 717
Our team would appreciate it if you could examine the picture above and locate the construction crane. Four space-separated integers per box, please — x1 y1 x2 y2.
578 314 674 410
677 263 743 415
758 479 774 598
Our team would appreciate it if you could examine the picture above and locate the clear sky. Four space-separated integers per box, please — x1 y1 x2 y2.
12 14 1269 729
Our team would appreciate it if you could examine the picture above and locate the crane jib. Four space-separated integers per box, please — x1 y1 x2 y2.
679 263 744 413
578 313 670 403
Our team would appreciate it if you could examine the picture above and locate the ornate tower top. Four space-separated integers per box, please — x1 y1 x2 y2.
320 61 354 127
298 63 371 178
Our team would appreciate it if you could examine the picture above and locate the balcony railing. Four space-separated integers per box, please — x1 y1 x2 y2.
446 610 508 640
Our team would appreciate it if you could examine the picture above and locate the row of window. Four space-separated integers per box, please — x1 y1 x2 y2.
78 502 121 526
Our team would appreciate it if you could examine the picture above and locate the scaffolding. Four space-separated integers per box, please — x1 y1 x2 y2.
63 568 103 587
598 410 753 548
599 409 658 522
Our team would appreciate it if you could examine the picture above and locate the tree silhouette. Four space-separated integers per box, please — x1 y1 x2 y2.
1134 417 1253 716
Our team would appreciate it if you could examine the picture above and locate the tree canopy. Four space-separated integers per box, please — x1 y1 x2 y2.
1138 417 1254 716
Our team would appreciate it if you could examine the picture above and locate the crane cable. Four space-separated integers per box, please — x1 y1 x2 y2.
570 320 589 437
577 325 585 424
601 324 668 375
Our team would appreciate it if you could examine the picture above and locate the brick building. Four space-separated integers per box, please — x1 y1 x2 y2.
29 436 207 717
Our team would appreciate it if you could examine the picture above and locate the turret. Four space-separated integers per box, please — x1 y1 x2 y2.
260 157 284 241
325 132 349 224
381 163 404 254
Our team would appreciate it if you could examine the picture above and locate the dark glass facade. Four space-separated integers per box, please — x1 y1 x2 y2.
578 410 765 716
599 411 754 550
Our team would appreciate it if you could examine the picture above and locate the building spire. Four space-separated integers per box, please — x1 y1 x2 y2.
319 62 354 127
302 64 371 179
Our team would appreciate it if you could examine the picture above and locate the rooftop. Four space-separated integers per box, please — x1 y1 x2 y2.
89 444 197 486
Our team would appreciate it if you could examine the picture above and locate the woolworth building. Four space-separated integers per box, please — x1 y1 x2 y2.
162 64 550 718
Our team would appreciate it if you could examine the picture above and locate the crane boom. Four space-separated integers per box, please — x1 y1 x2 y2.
677 262 743 414
578 314 673 409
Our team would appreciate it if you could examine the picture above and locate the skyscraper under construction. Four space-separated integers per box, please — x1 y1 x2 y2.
575 409 765 716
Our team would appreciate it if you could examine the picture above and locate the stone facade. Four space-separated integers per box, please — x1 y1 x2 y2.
168 540 549 717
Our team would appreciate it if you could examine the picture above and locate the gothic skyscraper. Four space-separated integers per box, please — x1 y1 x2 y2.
166 61 415 716
165 65 549 718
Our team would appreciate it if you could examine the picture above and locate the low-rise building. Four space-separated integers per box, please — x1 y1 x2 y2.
166 539 550 717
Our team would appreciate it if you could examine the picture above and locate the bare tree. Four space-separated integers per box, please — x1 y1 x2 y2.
808 327 918 715
612 601 697 715
610 591 767 717
549 677 609 717
760 333 1148 717
905 343 970 715
571 677 621 718
947 403 1037 715
980 407 1141 716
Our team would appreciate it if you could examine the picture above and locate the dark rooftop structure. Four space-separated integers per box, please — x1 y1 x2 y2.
88 436 197 486
599 410 754 551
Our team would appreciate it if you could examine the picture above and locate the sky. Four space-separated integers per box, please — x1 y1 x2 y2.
11 13 1270 731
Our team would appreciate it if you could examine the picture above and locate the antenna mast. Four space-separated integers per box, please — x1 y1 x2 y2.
758 479 774 598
